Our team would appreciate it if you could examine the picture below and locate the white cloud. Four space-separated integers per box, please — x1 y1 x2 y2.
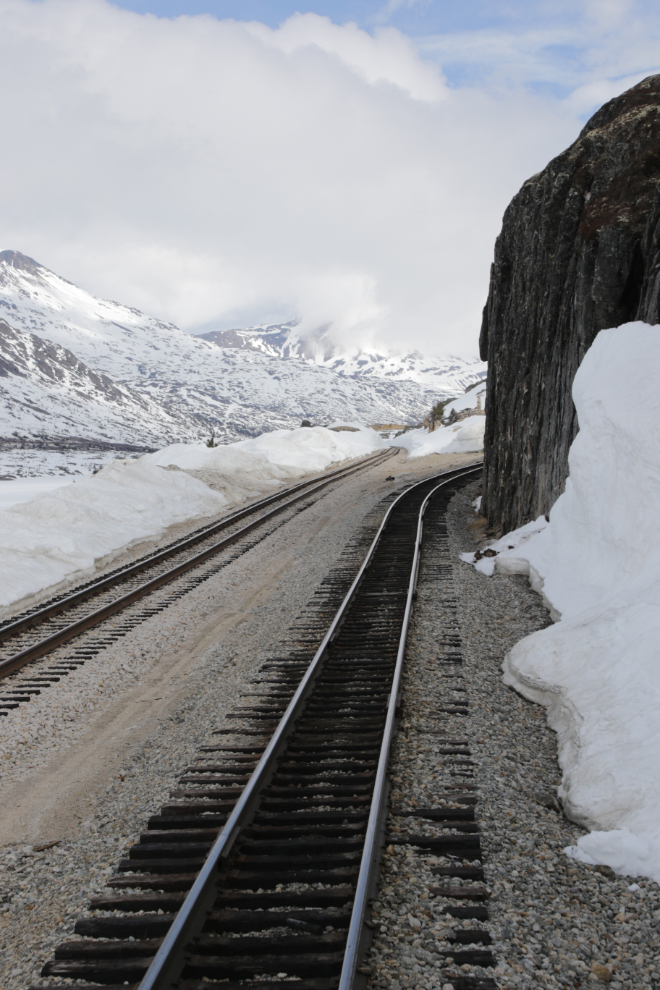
0 1 655 358
246 13 448 102
564 73 651 116
419 1 660 100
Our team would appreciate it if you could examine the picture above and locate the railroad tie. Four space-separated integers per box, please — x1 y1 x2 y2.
31 465 485 990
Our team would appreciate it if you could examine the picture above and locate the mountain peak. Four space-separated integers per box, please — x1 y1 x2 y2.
0 250 46 275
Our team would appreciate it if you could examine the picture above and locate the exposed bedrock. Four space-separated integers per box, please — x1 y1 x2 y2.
480 73 660 534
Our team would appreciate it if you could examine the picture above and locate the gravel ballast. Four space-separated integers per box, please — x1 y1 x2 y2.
366 480 660 990
0 452 474 989
3 464 655 990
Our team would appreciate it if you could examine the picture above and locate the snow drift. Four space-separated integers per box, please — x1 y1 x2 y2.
0 425 385 610
392 415 485 458
0 459 228 610
144 426 386 506
462 322 660 883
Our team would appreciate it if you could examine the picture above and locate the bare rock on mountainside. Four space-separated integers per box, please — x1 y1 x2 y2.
480 73 660 534
0 250 486 445
0 319 180 444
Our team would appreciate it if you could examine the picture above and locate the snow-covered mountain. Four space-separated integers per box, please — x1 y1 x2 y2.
200 323 486 394
0 320 182 446
0 251 486 445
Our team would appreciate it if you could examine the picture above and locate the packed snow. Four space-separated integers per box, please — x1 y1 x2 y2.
442 380 486 418
462 322 660 884
392 415 485 458
144 425 387 507
0 425 385 610
0 476 85 512
0 459 227 610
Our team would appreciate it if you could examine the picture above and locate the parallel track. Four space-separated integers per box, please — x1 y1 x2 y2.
35 463 488 990
0 449 395 682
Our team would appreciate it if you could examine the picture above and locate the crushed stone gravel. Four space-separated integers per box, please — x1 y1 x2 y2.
3 464 651 990
0 452 475 990
366 480 660 990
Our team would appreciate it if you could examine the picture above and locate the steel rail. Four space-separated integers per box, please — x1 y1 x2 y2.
0 448 394 646
137 461 482 990
0 449 396 680
338 463 481 988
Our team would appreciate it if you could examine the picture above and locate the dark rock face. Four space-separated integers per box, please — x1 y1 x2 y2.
480 74 660 535
0 318 153 408
0 250 45 276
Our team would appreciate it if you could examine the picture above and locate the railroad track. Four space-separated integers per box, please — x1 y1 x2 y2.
34 463 490 990
0 449 396 692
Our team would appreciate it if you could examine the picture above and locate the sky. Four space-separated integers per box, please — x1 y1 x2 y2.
0 0 659 358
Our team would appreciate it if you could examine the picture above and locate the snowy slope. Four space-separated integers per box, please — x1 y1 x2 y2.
199 322 487 395
442 380 486 418
0 251 485 444
0 320 182 445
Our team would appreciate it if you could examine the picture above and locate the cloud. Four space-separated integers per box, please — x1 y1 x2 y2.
372 0 432 27
419 0 660 100
246 13 447 102
0 1 656 358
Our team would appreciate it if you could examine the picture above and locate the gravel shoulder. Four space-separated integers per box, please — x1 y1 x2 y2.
0 450 476 990
366 480 660 990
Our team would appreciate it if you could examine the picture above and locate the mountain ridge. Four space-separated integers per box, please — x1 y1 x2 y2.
0 250 486 445
198 323 485 393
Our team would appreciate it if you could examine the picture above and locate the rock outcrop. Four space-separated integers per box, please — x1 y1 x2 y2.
480 74 660 534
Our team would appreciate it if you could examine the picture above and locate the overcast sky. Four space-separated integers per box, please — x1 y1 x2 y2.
1 1 659 357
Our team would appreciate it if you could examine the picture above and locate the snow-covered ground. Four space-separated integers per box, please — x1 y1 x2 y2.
0 445 130 478
0 476 87 512
392 415 485 458
0 425 385 610
0 251 486 445
442 380 486 418
462 322 660 884
0 447 151 509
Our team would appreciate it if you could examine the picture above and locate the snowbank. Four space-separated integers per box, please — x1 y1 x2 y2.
144 425 386 503
392 415 485 458
443 380 486 418
0 476 79 512
237 424 386 469
462 322 660 883
0 425 385 609
0 459 228 609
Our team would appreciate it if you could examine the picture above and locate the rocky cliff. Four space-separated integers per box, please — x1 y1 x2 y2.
481 74 660 535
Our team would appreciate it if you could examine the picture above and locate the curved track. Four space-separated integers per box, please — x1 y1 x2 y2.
0 449 395 682
36 463 485 990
